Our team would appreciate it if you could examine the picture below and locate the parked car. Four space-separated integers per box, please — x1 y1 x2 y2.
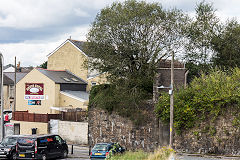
0 135 23 160
16 134 68 160
90 142 125 159
109 142 125 153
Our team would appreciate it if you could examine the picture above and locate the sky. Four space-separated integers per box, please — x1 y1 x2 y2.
0 0 240 67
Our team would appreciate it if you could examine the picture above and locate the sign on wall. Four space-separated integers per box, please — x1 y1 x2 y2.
28 100 41 105
24 95 45 100
25 83 44 95
25 83 44 102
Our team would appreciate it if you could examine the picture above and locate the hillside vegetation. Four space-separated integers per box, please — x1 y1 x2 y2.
156 68 240 134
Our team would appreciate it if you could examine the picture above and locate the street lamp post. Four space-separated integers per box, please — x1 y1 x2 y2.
0 53 4 140
157 51 174 148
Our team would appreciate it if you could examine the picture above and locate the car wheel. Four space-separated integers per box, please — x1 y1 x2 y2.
62 149 68 158
42 154 47 160
10 152 17 160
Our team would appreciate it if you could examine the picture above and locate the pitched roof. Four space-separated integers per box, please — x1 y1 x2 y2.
69 39 87 53
3 64 33 73
36 68 87 84
3 74 14 85
4 72 28 83
60 90 89 102
47 39 88 58
3 64 14 71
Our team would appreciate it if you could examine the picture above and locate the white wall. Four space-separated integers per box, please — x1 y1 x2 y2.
50 119 88 145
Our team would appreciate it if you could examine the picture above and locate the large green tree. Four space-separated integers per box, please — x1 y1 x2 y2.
183 1 221 81
86 0 188 96
184 1 220 64
211 20 240 69
38 61 47 69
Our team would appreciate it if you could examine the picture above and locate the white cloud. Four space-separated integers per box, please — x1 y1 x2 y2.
0 42 56 66
74 8 90 17
0 24 90 67
0 0 91 29
1 0 240 67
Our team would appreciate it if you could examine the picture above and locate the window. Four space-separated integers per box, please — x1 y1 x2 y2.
91 82 97 87
71 78 78 82
9 85 14 98
54 135 62 144
62 77 71 82
18 138 35 146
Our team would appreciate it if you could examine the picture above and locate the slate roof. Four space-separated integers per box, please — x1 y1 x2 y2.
61 90 89 101
3 74 14 85
4 72 28 83
3 64 14 70
47 39 88 58
36 68 87 84
69 39 87 54
3 64 33 73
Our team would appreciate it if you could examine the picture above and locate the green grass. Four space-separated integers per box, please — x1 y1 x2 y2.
107 147 174 160
109 150 149 160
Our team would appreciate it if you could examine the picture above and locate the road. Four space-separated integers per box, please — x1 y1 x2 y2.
0 145 239 160
61 146 240 160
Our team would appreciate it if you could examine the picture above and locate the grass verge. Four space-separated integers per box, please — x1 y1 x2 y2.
107 147 174 160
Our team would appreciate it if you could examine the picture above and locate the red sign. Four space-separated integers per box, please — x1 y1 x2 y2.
25 83 44 95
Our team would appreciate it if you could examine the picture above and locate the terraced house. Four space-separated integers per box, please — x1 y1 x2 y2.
10 38 106 135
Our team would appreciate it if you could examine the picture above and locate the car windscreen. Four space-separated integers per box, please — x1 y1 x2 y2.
92 144 109 151
1 137 17 146
18 138 35 146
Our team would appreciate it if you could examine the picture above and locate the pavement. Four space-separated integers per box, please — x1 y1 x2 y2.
176 153 240 160
66 144 90 159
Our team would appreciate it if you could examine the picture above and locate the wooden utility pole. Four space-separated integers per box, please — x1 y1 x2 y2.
170 51 174 148
14 57 16 112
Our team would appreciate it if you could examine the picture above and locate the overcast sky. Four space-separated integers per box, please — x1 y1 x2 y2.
0 0 239 67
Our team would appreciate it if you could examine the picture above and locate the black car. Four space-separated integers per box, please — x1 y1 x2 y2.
0 135 24 159
16 134 68 160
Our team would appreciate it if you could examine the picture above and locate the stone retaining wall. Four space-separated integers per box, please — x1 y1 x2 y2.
88 106 169 151
174 108 240 155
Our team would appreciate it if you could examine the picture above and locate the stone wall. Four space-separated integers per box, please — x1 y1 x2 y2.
174 108 240 155
88 106 169 151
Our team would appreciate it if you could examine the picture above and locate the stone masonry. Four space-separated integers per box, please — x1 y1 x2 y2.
174 107 240 155
88 105 169 151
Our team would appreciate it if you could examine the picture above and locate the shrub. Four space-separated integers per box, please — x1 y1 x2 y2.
156 68 240 134
89 84 152 126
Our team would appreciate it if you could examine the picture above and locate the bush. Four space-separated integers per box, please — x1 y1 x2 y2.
156 68 240 134
89 84 152 126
